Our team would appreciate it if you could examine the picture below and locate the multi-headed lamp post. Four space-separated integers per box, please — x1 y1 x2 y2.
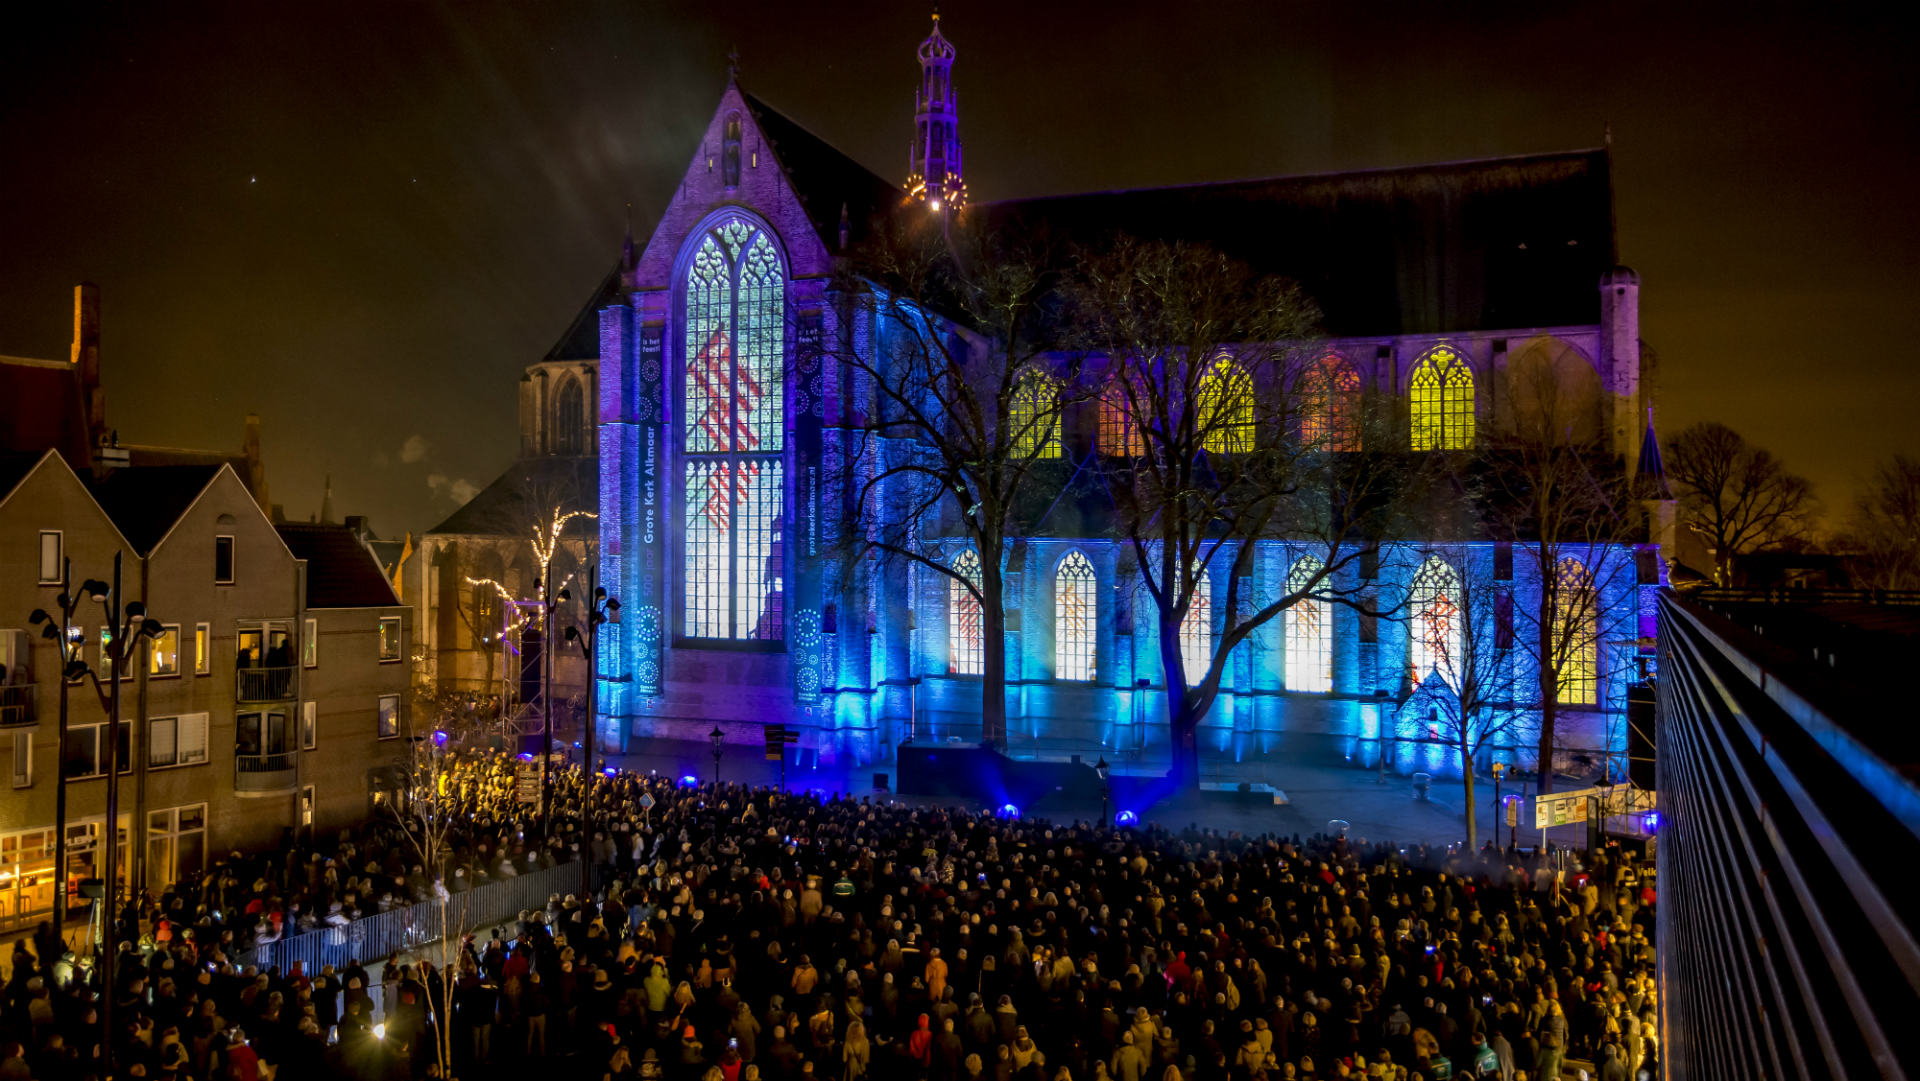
32 553 161 1080
562 573 618 897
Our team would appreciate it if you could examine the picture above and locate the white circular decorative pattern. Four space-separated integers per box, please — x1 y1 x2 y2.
637 660 660 686
797 668 820 695
792 608 823 648
635 606 663 643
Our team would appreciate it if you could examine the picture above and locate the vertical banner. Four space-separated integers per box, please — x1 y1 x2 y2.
634 324 666 697
790 311 827 703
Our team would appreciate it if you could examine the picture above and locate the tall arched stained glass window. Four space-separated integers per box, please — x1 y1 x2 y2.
1054 551 1097 681
948 549 984 675
1410 346 1474 451
1098 376 1144 456
555 377 585 455
1284 556 1331 693
1179 564 1213 681
1410 555 1461 687
1010 372 1062 459
1301 354 1361 452
1555 557 1598 704
683 218 786 641
1199 356 1254 453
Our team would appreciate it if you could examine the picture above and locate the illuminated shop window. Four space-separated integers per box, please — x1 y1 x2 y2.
1284 556 1331 693
1301 354 1362 452
1010 373 1062 459
1555 557 1598 704
1410 555 1461 686
1199 357 1254 453
1179 564 1213 680
1054 551 1097 681
948 549 983 675
1410 346 1475 451
683 218 787 641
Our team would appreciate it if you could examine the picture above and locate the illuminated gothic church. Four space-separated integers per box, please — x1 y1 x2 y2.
578 18 1664 777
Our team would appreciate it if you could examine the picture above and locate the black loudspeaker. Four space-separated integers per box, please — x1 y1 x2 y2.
1627 682 1656 790
873 773 889 792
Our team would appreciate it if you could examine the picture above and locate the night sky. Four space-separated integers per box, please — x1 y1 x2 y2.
3 3 1914 538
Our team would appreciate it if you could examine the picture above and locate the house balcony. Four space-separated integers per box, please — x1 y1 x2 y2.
0 684 36 728
234 751 297 795
235 667 295 703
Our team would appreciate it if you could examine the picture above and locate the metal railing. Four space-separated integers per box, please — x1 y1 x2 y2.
236 667 296 702
251 861 578 975
0 684 35 727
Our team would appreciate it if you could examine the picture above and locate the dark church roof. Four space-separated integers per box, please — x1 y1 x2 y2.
425 455 599 538
744 90 908 254
88 465 223 555
543 262 624 362
0 357 92 475
275 522 401 608
975 149 1618 337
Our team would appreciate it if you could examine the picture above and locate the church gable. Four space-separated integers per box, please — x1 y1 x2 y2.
633 81 899 290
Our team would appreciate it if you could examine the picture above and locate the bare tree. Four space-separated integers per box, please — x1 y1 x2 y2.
1483 359 1641 794
1841 453 1920 589
825 217 1087 750
382 737 474 1080
1664 421 1818 585
1410 545 1528 849
1076 238 1418 786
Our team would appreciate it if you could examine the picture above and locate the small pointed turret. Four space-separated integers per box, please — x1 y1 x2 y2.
1636 407 1673 501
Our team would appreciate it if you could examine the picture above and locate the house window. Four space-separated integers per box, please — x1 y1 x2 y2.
63 722 130 779
214 536 235 584
683 217 786 642
1011 373 1063 459
1555 558 1598 705
302 700 316 750
1300 354 1362 452
38 532 62 584
1410 346 1475 451
1410 556 1462 687
1198 357 1254 453
301 786 314 829
377 694 400 739
149 625 180 678
303 618 317 667
1284 557 1332 693
378 617 402 662
148 714 208 769
1054 551 1097 682
1179 565 1213 681
236 710 290 764
947 549 984 676
147 804 205 888
194 623 210 675
10 731 30 788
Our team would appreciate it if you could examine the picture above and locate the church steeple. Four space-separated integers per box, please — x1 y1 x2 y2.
906 11 966 212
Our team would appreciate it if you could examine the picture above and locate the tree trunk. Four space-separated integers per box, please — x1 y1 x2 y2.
1462 736 1478 849
980 555 1007 751
1158 620 1202 787
1537 612 1558 795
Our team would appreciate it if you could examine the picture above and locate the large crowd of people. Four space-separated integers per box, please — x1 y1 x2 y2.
1 751 1658 1081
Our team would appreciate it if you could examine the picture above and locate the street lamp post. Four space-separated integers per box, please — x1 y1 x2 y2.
710 726 724 787
27 560 97 974
562 571 618 898
1095 756 1111 829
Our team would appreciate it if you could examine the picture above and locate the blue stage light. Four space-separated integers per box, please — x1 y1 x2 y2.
680 775 699 787
1115 810 1139 826
999 803 1019 819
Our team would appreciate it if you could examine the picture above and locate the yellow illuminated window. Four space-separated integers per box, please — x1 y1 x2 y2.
1301 354 1362 452
1010 373 1062 459
1410 346 1475 451
149 626 180 677
1555 558 1597 704
1199 357 1254 453
194 623 210 675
